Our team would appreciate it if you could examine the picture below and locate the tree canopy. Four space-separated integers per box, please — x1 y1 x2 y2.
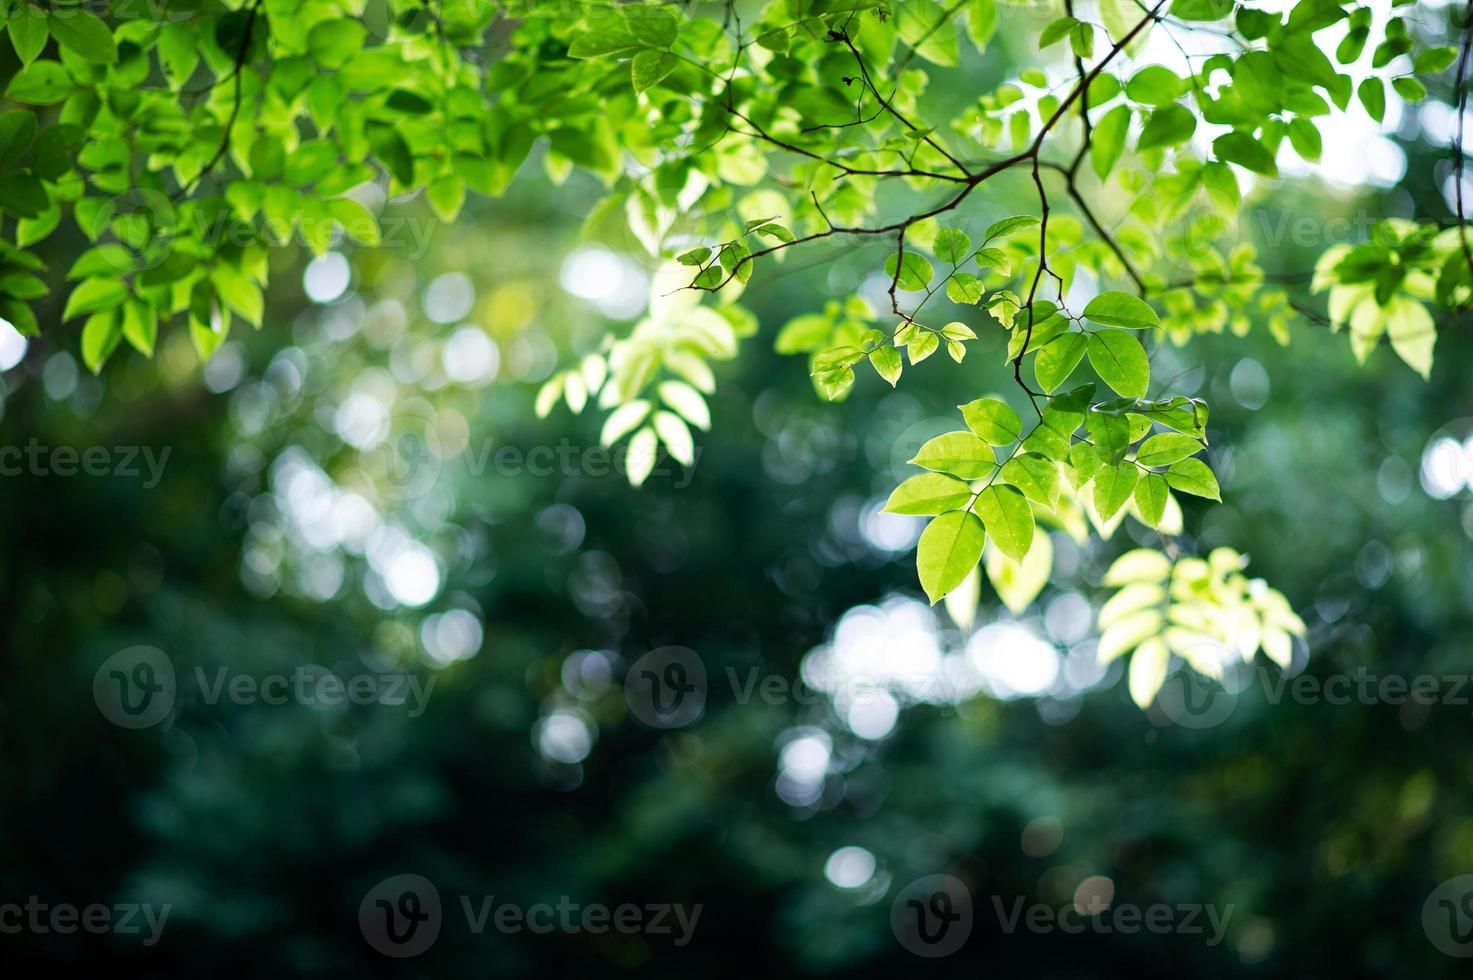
1 0 1468 708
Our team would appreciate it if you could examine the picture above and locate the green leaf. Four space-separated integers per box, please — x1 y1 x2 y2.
974 484 1034 563
285 140 340 185
46 9 115 64
1170 0 1234 20
917 511 985 604
7 4 48 65
984 531 1052 614
308 21 367 69
68 244 133 279
999 452 1060 506
426 175 465 222
1039 16 1080 50
1213 131 1279 176
1093 463 1138 519
1090 104 1131 180
1136 433 1201 467
62 277 127 321
1391 76 1426 103
869 344 903 386
1164 458 1221 500
1137 104 1196 150
1286 118 1323 162
983 215 1039 242
0 110 37 170
967 0 998 53
1104 548 1172 585
1035 334 1087 394
120 298 157 356
80 309 121 373
813 368 855 401
1133 473 1169 527
367 123 415 185
774 314 829 354
1385 295 1435 379
1126 66 1185 106
1358 77 1385 122
1087 330 1150 398
327 197 380 245
567 32 643 59
885 473 975 515
946 272 984 304
1414 46 1458 75
885 251 934 291
1069 22 1095 59
909 431 996 479
897 0 960 67
5 61 74 105
1128 637 1170 708
631 49 677 92
934 227 972 263
959 397 1022 445
210 266 264 327
1082 291 1159 330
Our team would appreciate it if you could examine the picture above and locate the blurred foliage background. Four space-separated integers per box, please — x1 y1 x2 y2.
4 12 1473 976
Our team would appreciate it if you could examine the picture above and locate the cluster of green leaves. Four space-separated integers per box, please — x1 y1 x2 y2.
2 0 1467 707
880 280 1221 597
535 267 755 484
1 0 517 368
1312 219 1470 379
1096 546 1306 707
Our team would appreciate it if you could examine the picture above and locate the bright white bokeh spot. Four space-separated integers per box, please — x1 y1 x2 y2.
423 272 475 324
845 690 899 740
383 541 440 607
562 650 615 700
535 709 594 764
824 846 877 890
43 352 78 400
859 499 923 553
1421 435 1473 499
559 247 648 318
203 342 246 393
779 730 831 783
0 317 27 371
304 252 351 303
1229 358 1270 410
967 622 1060 699
442 326 499 385
421 608 483 665
334 392 388 450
